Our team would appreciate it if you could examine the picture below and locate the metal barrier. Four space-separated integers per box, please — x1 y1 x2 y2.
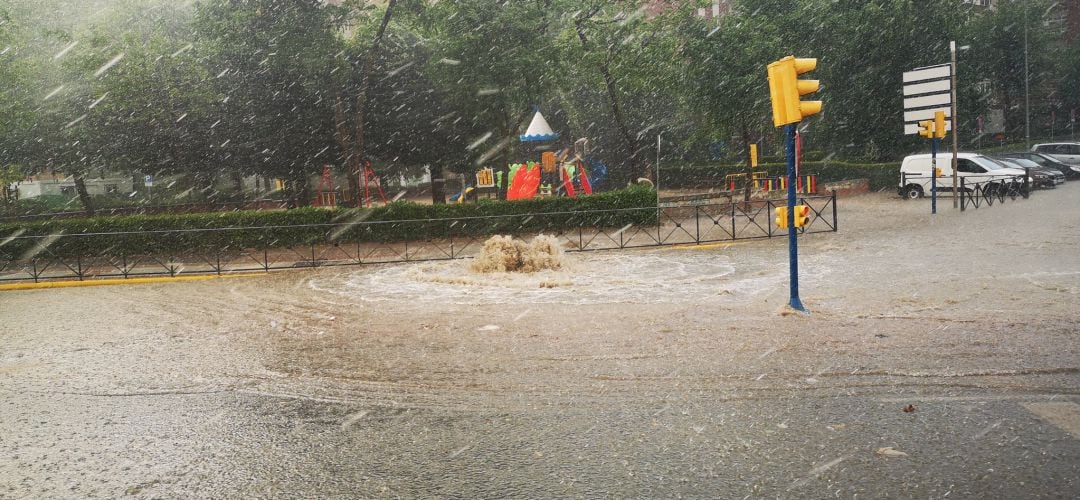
959 173 1029 211
0 193 838 283
900 171 1031 210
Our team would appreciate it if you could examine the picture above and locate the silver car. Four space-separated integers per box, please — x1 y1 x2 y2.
1031 142 1080 166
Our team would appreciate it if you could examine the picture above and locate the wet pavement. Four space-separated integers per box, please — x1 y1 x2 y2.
1 187 1078 498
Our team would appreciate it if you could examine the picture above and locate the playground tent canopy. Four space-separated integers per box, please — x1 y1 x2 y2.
519 109 559 143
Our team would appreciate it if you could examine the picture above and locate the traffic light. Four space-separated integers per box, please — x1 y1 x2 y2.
774 206 789 229
767 56 822 127
792 205 811 228
918 120 935 139
934 110 947 139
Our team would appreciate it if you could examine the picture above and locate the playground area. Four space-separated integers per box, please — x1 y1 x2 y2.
309 108 823 209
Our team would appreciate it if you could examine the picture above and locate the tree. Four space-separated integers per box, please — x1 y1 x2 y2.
194 0 342 207
418 0 563 197
965 0 1059 140
557 1 688 184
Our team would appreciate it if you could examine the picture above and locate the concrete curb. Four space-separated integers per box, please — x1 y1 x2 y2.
0 273 264 291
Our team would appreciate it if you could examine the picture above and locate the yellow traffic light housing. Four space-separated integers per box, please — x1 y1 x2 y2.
918 120 935 139
774 206 789 229
792 205 811 228
767 56 822 127
934 111 947 139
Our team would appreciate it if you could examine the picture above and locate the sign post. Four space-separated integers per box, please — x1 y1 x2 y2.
903 63 953 210
144 174 153 202
784 124 804 312
917 111 947 214
767 55 822 313
931 135 938 214
950 41 959 209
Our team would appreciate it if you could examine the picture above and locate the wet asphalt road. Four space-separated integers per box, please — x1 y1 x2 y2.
4 386 1077 498
2 187 1079 498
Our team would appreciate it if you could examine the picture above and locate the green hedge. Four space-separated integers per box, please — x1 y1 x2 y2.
660 161 899 191
0 186 657 259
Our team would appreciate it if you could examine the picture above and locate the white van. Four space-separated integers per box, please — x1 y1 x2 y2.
898 152 1027 199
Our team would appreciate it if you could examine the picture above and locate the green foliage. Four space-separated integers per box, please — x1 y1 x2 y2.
0 186 657 258
2 0 1077 211
660 161 898 191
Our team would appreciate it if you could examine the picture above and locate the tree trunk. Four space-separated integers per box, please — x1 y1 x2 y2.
293 171 310 208
73 172 95 216
334 93 362 206
233 171 244 200
348 0 397 206
286 171 310 209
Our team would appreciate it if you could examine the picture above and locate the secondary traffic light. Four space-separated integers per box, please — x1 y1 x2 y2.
774 206 789 229
767 56 822 127
792 205 811 228
934 110 947 139
918 119 935 139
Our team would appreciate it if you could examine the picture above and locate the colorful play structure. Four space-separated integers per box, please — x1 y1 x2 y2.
312 108 609 207
724 171 818 194
450 108 608 203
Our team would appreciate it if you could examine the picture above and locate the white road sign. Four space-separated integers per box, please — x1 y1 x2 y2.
902 63 953 135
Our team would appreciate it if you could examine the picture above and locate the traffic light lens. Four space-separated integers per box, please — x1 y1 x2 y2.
793 58 817 73
796 80 819 96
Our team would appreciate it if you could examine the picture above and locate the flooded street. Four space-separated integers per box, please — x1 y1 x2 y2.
2 188 1079 498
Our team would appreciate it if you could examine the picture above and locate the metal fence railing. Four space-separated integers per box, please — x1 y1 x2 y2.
0 193 838 283
900 171 1031 211
959 175 1029 211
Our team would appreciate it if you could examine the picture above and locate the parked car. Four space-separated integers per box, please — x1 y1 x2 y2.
898 152 1028 199
1031 142 1080 166
992 156 1065 188
999 151 1080 180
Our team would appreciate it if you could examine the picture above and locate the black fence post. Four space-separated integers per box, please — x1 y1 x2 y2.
448 220 455 259
960 178 966 212
831 190 838 232
1023 168 1030 199
767 200 773 238
695 206 701 244
730 202 736 240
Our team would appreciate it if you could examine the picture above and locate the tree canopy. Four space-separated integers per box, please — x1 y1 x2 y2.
1 0 1076 211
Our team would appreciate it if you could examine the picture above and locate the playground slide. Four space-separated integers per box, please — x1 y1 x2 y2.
507 163 541 200
579 165 593 195
449 185 476 203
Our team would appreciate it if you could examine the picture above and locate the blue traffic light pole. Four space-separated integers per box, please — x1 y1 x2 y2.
931 136 938 214
784 124 806 312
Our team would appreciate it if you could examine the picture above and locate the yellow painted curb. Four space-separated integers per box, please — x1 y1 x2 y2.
0 273 264 291
669 241 749 251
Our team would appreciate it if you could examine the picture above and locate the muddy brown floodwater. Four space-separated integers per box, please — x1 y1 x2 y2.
1 188 1078 498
